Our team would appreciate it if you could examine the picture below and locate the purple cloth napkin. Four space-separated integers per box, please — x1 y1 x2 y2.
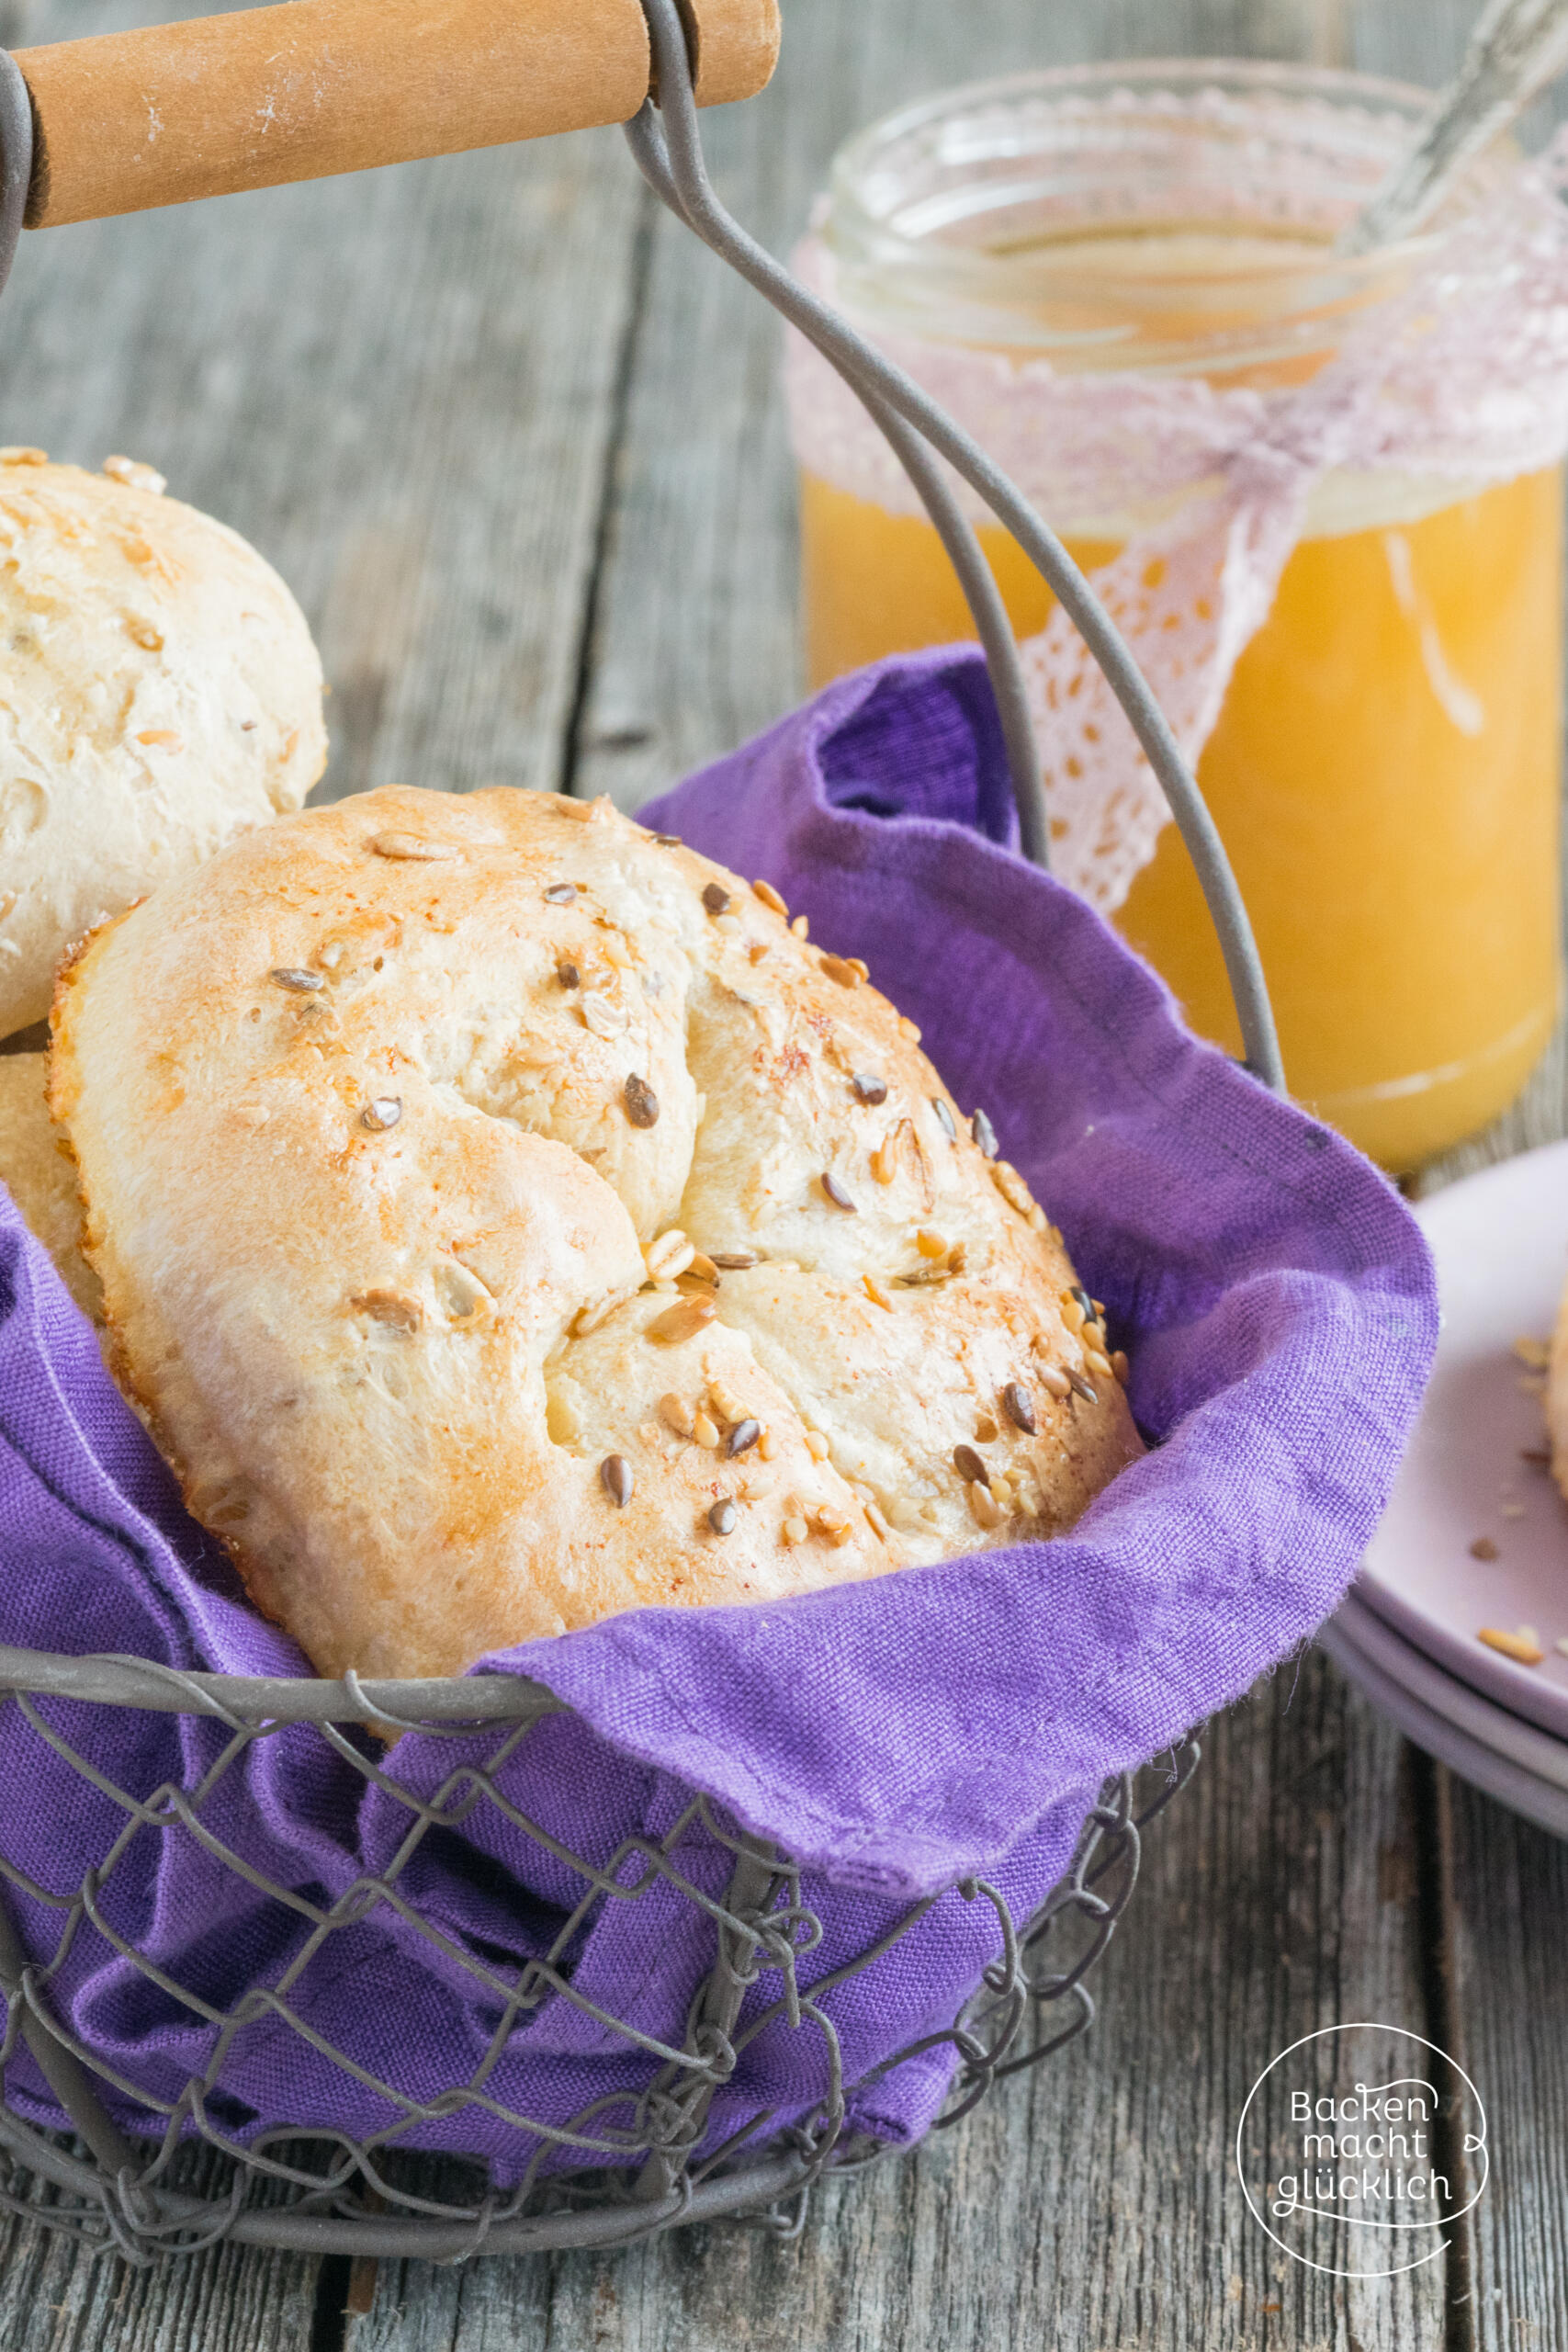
0 648 1436 2177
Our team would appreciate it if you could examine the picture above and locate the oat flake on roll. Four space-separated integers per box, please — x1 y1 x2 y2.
46 783 1141 1682
0 450 326 1038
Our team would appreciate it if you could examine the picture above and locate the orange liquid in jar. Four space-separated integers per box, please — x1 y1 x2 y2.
804 211 1561 1176
799 239 1564 1172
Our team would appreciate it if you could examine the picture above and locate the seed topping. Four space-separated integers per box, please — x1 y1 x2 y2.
580 994 628 1039
852 1072 888 1105
702 882 731 917
352 1288 423 1333
600 1454 634 1509
361 1096 403 1133
953 1442 989 1487
968 1481 1004 1531
752 878 788 916
820 955 861 989
544 882 578 905
649 1296 717 1344
655 832 682 847
1002 1382 1036 1434
993 1161 1036 1219
367 831 461 862
644 1229 694 1283
726 1419 761 1459
624 1072 660 1128
711 1251 761 1270
972 1108 998 1158
571 1281 639 1338
974 1413 999 1444
1478 1625 1543 1664
931 1097 957 1140
1066 1369 1098 1404
104 453 165 493
558 960 581 989
819 1170 858 1213
709 1497 739 1536
659 1391 694 1438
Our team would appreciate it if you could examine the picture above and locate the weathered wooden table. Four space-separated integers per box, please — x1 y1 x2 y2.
0 0 1563 2344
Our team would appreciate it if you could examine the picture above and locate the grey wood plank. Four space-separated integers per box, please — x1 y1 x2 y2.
345 1654 1444 2352
1444 1776 1568 2352
0 2143 319 2352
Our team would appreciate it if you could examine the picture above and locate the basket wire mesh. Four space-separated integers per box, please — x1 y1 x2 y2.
0 1655 1200 2264
0 0 1277 2265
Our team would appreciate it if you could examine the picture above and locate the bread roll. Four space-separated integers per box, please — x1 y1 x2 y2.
0 1049 102 1323
0 450 326 1039
51 785 1142 1681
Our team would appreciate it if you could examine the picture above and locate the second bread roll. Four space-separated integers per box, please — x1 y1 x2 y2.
0 451 326 1038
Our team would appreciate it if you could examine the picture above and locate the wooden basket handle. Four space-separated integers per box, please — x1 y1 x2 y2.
14 0 780 230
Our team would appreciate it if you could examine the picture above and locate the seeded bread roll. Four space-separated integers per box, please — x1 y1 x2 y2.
0 1050 102 1324
51 785 1143 1681
0 449 326 1039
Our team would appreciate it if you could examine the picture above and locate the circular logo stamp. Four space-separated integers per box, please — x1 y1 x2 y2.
1235 2022 1488 2279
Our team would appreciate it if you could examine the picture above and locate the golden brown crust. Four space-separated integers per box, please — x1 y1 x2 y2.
0 1050 102 1324
51 785 1142 1679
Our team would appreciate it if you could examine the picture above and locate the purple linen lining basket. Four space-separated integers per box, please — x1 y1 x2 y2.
0 645 1436 2262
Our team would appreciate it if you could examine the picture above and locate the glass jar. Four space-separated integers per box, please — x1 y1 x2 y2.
792 62 1565 1172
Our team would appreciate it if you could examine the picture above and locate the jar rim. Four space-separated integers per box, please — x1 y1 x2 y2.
819 57 1510 369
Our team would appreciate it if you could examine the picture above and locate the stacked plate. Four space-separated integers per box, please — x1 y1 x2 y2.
1321 1139 1568 1838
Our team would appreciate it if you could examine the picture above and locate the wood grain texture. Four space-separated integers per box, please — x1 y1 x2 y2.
0 2143 319 2352
16 0 776 231
18 0 654 228
1446 1777 1568 2352
341 1657 1443 2351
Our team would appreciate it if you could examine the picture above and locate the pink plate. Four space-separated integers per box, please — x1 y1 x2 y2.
1356 1138 1568 1744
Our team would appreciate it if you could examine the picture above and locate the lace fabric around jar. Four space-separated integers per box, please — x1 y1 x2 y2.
786 106 1568 912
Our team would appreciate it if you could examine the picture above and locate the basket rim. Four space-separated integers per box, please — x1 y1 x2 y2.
0 1642 561 1725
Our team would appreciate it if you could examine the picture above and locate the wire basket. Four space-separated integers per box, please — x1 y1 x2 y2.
0 0 1278 2266
0 1644 1201 2264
